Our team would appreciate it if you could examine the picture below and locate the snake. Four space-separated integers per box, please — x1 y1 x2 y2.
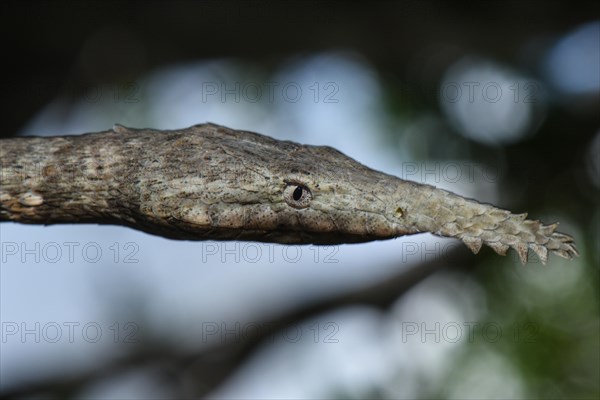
0 123 578 264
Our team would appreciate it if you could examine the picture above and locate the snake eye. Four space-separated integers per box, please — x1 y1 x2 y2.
283 183 312 209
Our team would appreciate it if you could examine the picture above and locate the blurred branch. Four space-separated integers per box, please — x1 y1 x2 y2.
2 247 471 398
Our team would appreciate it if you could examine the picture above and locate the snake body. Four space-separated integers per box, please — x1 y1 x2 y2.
0 123 578 264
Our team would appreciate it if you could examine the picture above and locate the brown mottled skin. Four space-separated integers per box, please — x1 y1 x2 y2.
0 123 577 264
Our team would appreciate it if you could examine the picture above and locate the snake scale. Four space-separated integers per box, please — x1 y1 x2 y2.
0 123 578 264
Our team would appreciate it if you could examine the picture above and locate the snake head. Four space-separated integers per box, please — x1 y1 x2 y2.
138 124 577 263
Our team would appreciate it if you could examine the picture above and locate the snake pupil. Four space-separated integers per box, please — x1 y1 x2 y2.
293 186 303 201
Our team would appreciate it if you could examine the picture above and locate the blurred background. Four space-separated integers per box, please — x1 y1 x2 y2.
1 1 598 398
